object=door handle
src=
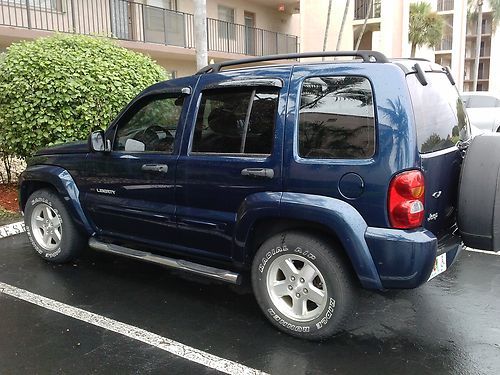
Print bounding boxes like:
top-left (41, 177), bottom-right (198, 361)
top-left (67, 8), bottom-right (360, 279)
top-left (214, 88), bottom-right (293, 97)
top-left (141, 164), bottom-right (169, 173)
top-left (241, 168), bottom-right (274, 179)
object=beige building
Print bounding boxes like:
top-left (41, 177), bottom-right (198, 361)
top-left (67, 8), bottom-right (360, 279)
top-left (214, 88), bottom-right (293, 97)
top-left (0, 0), bottom-right (300, 76)
top-left (0, 0), bottom-right (498, 91)
top-left (433, 0), bottom-right (500, 92)
top-left (298, 0), bottom-right (498, 93)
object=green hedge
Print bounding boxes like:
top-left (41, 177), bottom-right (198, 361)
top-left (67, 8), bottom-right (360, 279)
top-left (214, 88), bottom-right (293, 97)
top-left (0, 34), bottom-right (168, 158)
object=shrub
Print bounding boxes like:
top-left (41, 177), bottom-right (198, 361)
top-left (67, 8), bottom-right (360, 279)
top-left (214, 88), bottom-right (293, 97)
top-left (0, 34), bottom-right (168, 158)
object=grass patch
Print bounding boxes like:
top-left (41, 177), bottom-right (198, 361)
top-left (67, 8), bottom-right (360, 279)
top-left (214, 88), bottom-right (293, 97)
top-left (0, 207), bottom-right (22, 226)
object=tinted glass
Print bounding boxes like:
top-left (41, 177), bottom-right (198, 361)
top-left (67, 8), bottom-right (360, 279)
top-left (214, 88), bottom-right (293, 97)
top-left (114, 95), bottom-right (184, 153)
top-left (192, 88), bottom-right (278, 155)
top-left (298, 76), bottom-right (375, 159)
top-left (407, 73), bottom-right (470, 153)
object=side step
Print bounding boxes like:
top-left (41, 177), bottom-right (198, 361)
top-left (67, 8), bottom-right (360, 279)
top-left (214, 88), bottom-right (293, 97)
top-left (88, 238), bottom-right (241, 284)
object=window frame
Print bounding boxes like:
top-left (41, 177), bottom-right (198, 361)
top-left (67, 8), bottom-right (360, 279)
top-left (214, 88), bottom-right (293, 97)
top-left (111, 92), bottom-right (187, 155)
top-left (8, 0), bottom-right (63, 12)
top-left (217, 4), bottom-right (236, 40)
top-left (188, 86), bottom-right (279, 158)
top-left (294, 74), bottom-right (377, 162)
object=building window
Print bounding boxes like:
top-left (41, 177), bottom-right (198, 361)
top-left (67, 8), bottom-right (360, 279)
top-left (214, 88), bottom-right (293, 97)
top-left (145, 0), bottom-right (176, 10)
top-left (143, 0), bottom-right (185, 46)
top-left (9, 0), bottom-right (62, 11)
top-left (218, 5), bottom-right (236, 40)
top-left (298, 76), bottom-right (375, 159)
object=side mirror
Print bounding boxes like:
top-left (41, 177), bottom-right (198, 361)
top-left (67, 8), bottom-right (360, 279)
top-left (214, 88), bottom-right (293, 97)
top-left (89, 130), bottom-right (110, 152)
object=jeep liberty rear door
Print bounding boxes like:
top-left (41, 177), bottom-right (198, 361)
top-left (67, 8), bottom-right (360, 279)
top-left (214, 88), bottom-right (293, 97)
top-left (174, 68), bottom-right (289, 261)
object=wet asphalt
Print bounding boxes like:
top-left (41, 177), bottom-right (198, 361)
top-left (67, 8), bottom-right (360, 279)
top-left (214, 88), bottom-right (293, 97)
top-left (0, 233), bottom-right (499, 374)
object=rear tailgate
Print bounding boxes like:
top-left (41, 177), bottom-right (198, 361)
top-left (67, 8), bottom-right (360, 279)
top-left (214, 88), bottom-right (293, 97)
top-left (421, 150), bottom-right (462, 238)
top-left (406, 71), bottom-right (471, 239)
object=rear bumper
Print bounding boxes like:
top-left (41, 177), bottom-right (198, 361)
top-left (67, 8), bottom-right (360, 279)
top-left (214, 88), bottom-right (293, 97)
top-left (365, 227), bottom-right (461, 289)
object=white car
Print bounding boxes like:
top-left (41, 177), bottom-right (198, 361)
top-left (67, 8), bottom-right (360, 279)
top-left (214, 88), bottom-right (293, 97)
top-left (461, 92), bottom-right (500, 133)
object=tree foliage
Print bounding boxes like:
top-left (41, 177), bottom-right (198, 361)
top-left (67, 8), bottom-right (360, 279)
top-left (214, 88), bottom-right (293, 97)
top-left (468, 0), bottom-right (500, 31)
top-left (409, 2), bottom-right (444, 57)
top-left (0, 34), bottom-right (168, 158)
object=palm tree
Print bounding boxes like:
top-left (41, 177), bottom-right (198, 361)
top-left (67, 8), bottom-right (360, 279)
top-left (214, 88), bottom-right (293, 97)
top-left (322, 0), bottom-right (333, 61)
top-left (468, 0), bottom-right (500, 91)
top-left (354, 0), bottom-right (374, 51)
top-left (408, 2), bottom-right (444, 57)
top-left (336, 0), bottom-right (351, 51)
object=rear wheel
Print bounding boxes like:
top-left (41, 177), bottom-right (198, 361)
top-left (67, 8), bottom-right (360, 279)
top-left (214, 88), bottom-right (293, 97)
top-left (24, 189), bottom-right (86, 263)
top-left (251, 231), bottom-right (355, 340)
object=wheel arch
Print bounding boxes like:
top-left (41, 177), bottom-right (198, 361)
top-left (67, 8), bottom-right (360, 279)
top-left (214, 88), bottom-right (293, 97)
top-left (19, 165), bottom-right (94, 235)
top-left (234, 192), bottom-right (383, 290)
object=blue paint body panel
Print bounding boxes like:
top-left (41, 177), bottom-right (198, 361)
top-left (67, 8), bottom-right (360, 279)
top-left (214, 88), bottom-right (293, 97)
top-left (19, 164), bottom-right (94, 235)
top-left (19, 59), bottom-right (467, 290)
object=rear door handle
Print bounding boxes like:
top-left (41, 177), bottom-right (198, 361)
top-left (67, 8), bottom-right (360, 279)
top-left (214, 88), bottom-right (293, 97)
top-left (241, 168), bottom-right (274, 179)
top-left (141, 164), bottom-right (169, 173)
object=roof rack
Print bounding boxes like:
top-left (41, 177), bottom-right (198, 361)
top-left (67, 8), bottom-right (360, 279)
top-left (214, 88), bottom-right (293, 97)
top-left (391, 57), bottom-right (430, 62)
top-left (196, 50), bottom-right (389, 74)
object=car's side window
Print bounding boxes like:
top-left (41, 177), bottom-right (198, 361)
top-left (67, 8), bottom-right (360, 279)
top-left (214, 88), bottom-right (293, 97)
top-left (114, 94), bottom-right (185, 153)
top-left (298, 76), bottom-right (375, 159)
top-left (191, 87), bottom-right (278, 156)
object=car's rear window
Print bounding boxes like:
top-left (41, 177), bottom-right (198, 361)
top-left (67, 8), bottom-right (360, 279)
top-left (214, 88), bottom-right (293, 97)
top-left (407, 72), bottom-right (470, 153)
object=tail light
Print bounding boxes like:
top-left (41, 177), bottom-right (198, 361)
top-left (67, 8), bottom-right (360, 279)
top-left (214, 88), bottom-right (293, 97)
top-left (388, 170), bottom-right (425, 229)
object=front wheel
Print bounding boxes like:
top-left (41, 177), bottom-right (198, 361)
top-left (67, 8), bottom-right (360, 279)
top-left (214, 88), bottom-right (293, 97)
top-left (251, 232), bottom-right (355, 340)
top-left (24, 189), bottom-right (86, 263)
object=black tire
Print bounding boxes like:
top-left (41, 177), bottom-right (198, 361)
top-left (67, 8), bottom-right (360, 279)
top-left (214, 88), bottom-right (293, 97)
top-left (458, 134), bottom-right (500, 251)
top-left (251, 231), bottom-right (355, 340)
top-left (24, 189), bottom-right (86, 263)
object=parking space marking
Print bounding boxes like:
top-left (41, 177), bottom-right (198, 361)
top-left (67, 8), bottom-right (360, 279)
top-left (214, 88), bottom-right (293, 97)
top-left (0, 221), bottom-right (25, 239)
top-left (465, 248), bottom-right (500, 256)
top-left (0, 281), bottom-right (267, 375)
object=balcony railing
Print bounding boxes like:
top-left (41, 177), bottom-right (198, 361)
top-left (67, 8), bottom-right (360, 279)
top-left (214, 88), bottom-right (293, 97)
top-left (354, 0), bottom-right (381, 20)
top-left (437, 0), bottom-right (454, 12)
top-left (207, 18), bottom-right (298, 56)
top-left (0, 0), bottom-right (298, 56)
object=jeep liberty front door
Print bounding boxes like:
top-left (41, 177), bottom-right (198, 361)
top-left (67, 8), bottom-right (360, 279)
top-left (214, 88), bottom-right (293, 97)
top-left (83, 80), bottom-right (193, 247)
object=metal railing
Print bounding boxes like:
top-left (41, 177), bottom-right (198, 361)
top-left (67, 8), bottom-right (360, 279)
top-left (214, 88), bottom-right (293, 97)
top-left (354, 0), bottom-right (381, 20)
top-left (437, 0), bottom-right (454, 12)
top-left (207, 18), bottom-right (298, 56)
top-left (0, 0), bottom-right (298, 55)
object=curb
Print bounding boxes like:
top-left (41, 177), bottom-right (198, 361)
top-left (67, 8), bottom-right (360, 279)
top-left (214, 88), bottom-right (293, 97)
top-left (0, 221), bottom-right (26, 239)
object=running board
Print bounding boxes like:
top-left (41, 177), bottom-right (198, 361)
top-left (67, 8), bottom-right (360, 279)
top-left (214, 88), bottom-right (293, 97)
top-left (88, 238), bottom-right (241, 284)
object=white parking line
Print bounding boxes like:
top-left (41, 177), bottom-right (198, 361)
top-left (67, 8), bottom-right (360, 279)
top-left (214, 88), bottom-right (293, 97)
top-left (0, 221), bottom-right (25, 239)
top-left (0, 281), bottom-right (268, 375)
top-left (464, 247), bottom-right (500, 256)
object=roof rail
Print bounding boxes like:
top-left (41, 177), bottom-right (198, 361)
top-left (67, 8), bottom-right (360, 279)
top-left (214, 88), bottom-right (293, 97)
top-left (391, 57), bottom-right (430, 62)
top-left (196, 50), bottom-right (389, 74)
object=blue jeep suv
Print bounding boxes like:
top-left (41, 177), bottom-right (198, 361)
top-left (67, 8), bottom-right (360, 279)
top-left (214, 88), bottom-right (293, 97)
top-left (19, 51), bottom-right (500, 340)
